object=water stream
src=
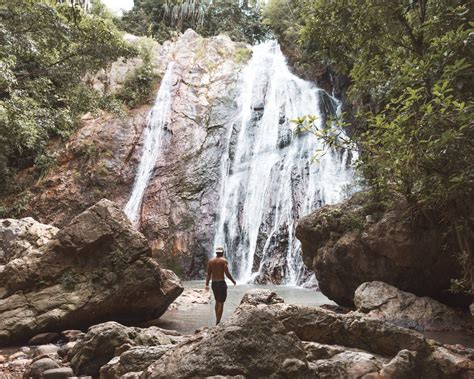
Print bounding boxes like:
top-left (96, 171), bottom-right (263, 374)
top-left (213, 41), bottom-right (354, 285)
top-left (124, 62), bottom-right (175, 225)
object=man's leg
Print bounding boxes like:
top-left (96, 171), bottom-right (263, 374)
top-left (216, 302), bottom-right (224, 325)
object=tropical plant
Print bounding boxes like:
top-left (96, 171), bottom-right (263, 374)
top-left (268, 0), bottom-right (473, 293)
top-left (0, 0), bottom-right (137, 194)
top-left (118, 0), bottom-right (269, 44)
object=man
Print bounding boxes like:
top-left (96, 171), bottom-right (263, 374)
top-left (205, 247), bottom-right (236, 325)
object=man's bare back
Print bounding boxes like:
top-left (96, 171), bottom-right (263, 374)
top-left (207, 257), bottom-right (229, 281)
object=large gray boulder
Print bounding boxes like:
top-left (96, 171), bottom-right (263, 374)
top-left (295, 193), bottom-right (466, 307)
top-left (354, 281), bottom-right (473, 332)
top-left (0, 200), bottom-right (183, 345)
top-left (142, 306), bottom-right (311, 378)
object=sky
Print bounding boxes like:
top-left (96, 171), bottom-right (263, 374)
top-left (102, 0), bottom-right (134, 15)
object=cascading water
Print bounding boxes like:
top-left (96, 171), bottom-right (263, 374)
top-left (213, 41), bottom-right (355, 285)
top-left (124, 62), bottom-right (175, 225)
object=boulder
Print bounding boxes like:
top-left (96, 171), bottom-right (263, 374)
top-left (61, 330), bottom-right (84, 342)
top-left (0, 200), bottom-right (183, 345)
top-left (142, 306), bottom-right (311, 378)
top-left (295, 193), bottom-right (466, 307)
top-left (100, 346), bottom-right (170, 379)
top-left (239, 288), bottom-right (284, 306)
top-left (32, 344), bottom-right (60, 358)
top-left (139, 291), bottom-right (474, 378)
top-left (69, 321), bottom-right (173, 377)
top-left (0, 218), bottom-right (58, 264)
top-left (354, 281), bottom-right (474, 331)
top-left (28, 332), bottom-right (62, 346)
top-left (167, 288), bottom-right (211, 311)
top-left (23, 357), bottom-right (60, 378)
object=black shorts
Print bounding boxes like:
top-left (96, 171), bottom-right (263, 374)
top-left (211, 280), bottom-right (228, 302)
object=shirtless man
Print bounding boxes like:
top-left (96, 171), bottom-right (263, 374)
top-left (205, 247), bottom-right (236, 325)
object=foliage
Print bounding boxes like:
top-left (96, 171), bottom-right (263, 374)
top-left (270, 0), bottom-right (474, 292)
top-left (116, 42), bottom-right (159, 107)
top-left (0, 0), bottom-right (137, 195)
top-left (196, 0), bottom-right (270, 44)
top-left (118, 0), bottom-right (269, 44)
top-left (234, 47), bottom-right (252, 63)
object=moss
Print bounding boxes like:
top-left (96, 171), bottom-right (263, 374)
top-left (234, 47), bottom-right (252, 64)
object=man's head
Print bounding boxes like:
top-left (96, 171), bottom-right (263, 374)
top-left (216, 247), bottom-right (224, 257)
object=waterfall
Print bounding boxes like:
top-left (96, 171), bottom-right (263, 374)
top-left (124, 62), bottom-right (175, 225)
top-left (213, 41), bottom-right (354, 285)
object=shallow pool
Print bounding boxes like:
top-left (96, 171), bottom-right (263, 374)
top-left (154, 280), bottom-right (474, 348)
top-left (155, 280), bottom-right (334, 333)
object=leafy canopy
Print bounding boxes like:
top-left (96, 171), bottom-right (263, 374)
top-left (0, 0), bottom-right (136, 193)
top-left (118, 0), bottom-right (270, 44)
top-left (266, 0), bottom-right (474, 291)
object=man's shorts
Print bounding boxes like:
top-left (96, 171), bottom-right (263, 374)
top-left (211, 280), bottom-right (228, 302)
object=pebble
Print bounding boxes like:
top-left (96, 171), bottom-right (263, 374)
top-left (9, 358), bottom-right (32, 366)
top-left (8, 351), bottom-right (27, 361)
top-left (0, 354), bottom-right (6, 363)
top-left (33, 344), bottom-right (60, 358)
top-left (42, 367), bottom-right (74, 379)
top-left (27, 357), bottom-right (60, 377)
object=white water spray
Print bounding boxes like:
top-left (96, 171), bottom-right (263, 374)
top-left (124, 63), bottom-right (175, 225)
top-left (213, 41), bottom-right (354, 285)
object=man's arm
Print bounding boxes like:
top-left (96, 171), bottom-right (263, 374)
top-left (224, 262), bottom-right (236, 285)
top-left (205, 261), bottom-right (212, 290)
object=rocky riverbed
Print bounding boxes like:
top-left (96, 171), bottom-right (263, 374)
top-left (1, 289), bottom-right (473, 378)
top-left (1, 199), bottom-right (473, 378)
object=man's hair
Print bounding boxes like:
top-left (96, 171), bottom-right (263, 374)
top-left (216, 247), bottom-right (224, 257)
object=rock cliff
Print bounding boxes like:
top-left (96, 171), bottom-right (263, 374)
top-left (0, 200), bottom-right (182, 345)
top-left (7, 30), bottom-right (248, 278)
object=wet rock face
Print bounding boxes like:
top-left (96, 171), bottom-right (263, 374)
top-left (12, 30), bottom-right (247, 280)
top-left (138, 30), bottom-right (246, 278)
top-left (0, 200), bottom-right (183, 345)
top-left (295, 193), bottom-right (466, 307)
top-left (354, 281), bottom-right (474, 332)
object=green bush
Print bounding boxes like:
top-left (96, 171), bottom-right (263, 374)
top-left (234, 48), bottom-right (252, 64)
top-left (116, 45), bottom-right (159, 108)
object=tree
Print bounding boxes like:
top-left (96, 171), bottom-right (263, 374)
top-left (0, 0), bottom-right (136, 193)
top-left (118, 0), bottom-right (269, 44)
top-left (266, 0), bottom-right (474, 293)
